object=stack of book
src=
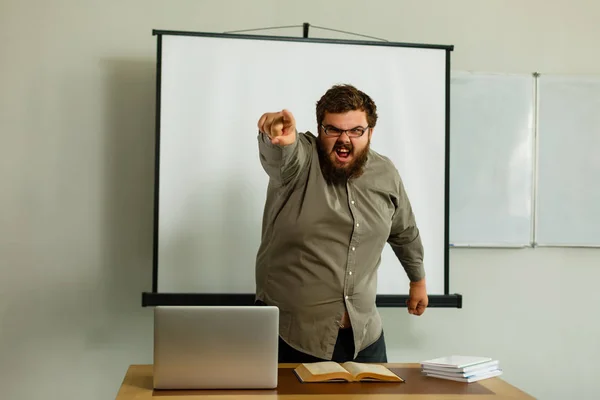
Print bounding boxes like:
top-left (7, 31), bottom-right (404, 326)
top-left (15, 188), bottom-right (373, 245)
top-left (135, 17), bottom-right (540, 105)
top-left (420, 355), bottom-right (502, 383)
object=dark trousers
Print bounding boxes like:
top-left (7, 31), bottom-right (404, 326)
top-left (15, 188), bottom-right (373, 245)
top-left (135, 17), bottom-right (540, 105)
top-left (255, 299), bottom-right (387, 363)
top-left (278, 328), bottom-right (388, 363)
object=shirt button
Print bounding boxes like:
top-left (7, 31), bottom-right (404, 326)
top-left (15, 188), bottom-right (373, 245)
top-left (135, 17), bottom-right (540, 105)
top-left (345, 295), bottom-right (349, 300)
top-left (356, 223), bottom-right (360, 227)
top-left (351, 200), bottom-right (355, 205)
top-left (349, 271), bottom-right (353, 275)
top-left (352, 247), bottom-right (355, 251)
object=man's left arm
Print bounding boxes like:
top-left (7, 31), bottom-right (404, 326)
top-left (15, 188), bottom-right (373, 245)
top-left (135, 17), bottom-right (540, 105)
top-left (387, 174), bottom-right (428, 316)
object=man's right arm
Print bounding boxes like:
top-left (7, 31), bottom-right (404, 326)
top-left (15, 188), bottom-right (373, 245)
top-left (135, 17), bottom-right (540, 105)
top-left (256, 109), bottom-right (309, 187)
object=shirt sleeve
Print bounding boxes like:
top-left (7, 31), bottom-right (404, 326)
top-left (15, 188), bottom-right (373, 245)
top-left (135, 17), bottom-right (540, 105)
top-left (387, 172), bottom-right (425, 282)
top-left (257, 131), bottom-right (309, 187)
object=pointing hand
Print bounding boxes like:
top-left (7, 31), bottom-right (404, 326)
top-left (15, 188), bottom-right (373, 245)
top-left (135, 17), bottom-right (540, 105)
top-left (257, 109), bottom-right (297, 146)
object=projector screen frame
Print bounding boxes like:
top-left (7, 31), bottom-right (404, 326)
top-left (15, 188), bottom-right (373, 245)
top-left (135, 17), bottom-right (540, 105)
top-left (142, 29), bottom-right (461, 309)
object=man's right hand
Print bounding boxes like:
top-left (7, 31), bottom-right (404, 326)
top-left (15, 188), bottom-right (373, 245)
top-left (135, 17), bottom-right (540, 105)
top-left (257, 109), bottom-right (297, 146)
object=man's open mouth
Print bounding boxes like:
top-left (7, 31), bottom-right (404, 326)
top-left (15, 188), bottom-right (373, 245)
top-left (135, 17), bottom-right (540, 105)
top-left (335, 147), bottom-right (351, 160)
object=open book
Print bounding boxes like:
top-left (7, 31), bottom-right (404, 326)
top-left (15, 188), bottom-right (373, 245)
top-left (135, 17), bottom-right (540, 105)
top-left (294, 361), bottom-right (404, 383)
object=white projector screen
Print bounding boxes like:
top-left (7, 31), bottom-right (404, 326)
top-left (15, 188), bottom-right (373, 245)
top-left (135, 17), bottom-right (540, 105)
top-left (153, 31), bottom-right (451, 298)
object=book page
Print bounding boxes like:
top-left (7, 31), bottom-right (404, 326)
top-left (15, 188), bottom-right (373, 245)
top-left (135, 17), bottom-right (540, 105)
top-left (342, 362), bottom-right (398, 378)
top-left (303, 361), bottom-right (349, 376)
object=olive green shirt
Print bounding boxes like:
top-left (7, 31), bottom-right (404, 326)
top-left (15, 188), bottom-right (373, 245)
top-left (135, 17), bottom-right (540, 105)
top-left (255, 131), bottom-right (424, 360)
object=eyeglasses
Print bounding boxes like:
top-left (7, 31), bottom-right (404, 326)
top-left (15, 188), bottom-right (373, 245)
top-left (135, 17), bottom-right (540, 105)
top-left (321, 124), bottom-right (370, 138)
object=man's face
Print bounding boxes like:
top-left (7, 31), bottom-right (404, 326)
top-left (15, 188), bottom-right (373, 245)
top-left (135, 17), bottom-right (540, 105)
top-left (317, 110), bottom-right (372, 184)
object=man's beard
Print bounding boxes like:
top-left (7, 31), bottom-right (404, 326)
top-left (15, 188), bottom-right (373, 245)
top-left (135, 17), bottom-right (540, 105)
top-left (317, 138), bottom-right (370, 185)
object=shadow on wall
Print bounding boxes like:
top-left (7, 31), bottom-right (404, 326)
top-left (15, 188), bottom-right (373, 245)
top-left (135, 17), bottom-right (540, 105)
top-left (99, 56), bottom-right (266, 303)
top-left (99, 57), bottom-right (155, 328)
top-left (0, 57), bottom-right (158, 399)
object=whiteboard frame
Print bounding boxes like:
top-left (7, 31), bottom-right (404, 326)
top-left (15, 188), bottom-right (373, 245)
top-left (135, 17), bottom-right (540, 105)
top-left (533, 73), bottom-right (600, 248)
top-left (448, 71), bottom-right (537, 248)
top-left (530, 72), bottom-right (540, 248)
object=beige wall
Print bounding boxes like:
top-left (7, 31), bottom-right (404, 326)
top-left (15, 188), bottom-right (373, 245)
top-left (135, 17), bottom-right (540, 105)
top-left (1, 1), bottom-right (598, 399)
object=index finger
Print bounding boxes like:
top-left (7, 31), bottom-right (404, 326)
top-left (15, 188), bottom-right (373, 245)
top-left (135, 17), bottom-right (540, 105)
top-left (281, 109), bottom-right (295, 126)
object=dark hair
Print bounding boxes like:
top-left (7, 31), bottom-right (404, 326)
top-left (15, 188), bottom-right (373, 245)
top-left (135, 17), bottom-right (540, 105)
top-left (316, 84), bottom-right (378, 128)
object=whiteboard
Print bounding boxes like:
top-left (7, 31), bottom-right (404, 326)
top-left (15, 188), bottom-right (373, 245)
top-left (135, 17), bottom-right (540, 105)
top-left (535, 75), bottom-right (600, 246)
top-left (155, 32), bottom-right (450, 295)
top-left (449, 72), bottom-right (535, 247)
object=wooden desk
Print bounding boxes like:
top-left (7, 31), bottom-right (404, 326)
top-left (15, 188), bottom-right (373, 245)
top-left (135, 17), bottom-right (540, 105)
top-left (115, 364), bottom-right (534, 399)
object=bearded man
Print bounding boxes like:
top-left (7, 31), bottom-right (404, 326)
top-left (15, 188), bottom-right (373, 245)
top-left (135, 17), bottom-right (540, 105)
top-left (254, 84), bottom-right (428, 363)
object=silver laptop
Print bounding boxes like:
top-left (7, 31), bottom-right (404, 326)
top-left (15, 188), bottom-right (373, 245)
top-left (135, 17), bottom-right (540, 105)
top-left (153, 305), bottom-right (279, 390)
